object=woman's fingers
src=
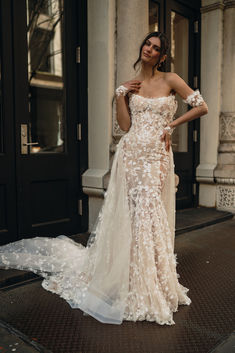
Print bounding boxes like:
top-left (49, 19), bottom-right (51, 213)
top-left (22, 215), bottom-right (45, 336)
top-left (122, 80), bottom-right (142, 93)
top-left (131, 83), bottom-right (141, 89)
top-left (165, 135), bottom-right (171, 152)
top-left (124, 80), bottom-right (142, 87)
top-left (161, 133), bottom-right (171, 151)
top-left (131, 80), bottom-right (142, 84)
top-left (160, 131), bottom-right (166, 141)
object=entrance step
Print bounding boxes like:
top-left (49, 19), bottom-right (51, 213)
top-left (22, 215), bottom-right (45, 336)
top-left (176, 207), bottom-right (233, 235)
top-left (208, 332), bottom-right (235, 353)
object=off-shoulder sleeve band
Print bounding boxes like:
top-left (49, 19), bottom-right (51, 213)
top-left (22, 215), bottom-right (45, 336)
top-left (183, 89), bottom-right (205, 107)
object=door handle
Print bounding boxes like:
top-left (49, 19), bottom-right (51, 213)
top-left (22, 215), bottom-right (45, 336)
top-left (23, 142), bottom-right (39, 146)
top-left (21, 124), bottom-right (39, 154)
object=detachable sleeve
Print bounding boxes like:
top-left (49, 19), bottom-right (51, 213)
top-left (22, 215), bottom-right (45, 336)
top-left (183, 89), bottom-right (205, 107)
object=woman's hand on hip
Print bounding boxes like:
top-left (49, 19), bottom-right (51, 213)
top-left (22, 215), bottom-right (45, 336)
top-left (160, 131), bottom-right (171, 152)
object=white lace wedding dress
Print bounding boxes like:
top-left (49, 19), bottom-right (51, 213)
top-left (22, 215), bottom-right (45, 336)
top-left (0, 89), bottom-right (205, 325)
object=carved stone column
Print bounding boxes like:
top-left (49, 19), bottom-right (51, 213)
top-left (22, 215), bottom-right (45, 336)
top-left (82, 0), bottom-right (116, 229)
top-left (214, 0), bottom-right (235, 212)
top-left (112, 0), bottom-right (148, 141)
top-left (196, 0), bottom-right (223, 207)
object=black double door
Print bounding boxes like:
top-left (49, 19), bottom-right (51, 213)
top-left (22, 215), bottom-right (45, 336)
top-left (0, 0), bottom-right (88, 245)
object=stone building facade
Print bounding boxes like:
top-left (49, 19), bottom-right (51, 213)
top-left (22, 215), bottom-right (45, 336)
top-left (82, 0), bottom-right (235, 230)
top-left (197, 0), bottom-right (235, 213)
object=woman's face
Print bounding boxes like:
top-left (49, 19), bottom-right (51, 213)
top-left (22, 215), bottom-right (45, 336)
top-left (141, 36), bottom-right (163, 66)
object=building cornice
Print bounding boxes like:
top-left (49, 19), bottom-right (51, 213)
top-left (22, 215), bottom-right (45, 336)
top-left (201, 2), bottom-right (224, 14)
top-left (224, 0), bottom-right (235, 9)
top-left (201, 0), bottom-right (235, 13)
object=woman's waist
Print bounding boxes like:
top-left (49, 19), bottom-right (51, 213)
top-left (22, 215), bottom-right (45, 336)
top-left (124, 128), bottom-right (163, 142)
top-left (121, 134), bottom-right (167, 154)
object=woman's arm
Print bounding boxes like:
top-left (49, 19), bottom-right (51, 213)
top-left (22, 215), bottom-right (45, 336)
top-left (161, 73), bottom-right (208, 152)
top-left (116, 95), bottom-right (131, 132)
top-left (167, 73), bottom-right (208, 129)
top-left (116, 80), bottom-right (142, 131)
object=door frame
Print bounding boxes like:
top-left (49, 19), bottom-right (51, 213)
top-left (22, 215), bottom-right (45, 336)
top-left (0, 0), bottom-right (18, 244)
top-left (165, 0), bottom-right (201, 209)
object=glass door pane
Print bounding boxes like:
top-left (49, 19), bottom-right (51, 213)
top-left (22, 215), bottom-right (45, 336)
top-left (27, 0), bottom-right (65, 153)
top-left (149, 1), bottom-right (159, 32)
top-left (171, 11), bottom-right (189, 152)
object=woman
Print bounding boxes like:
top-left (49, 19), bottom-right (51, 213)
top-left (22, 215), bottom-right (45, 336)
top-left (0, 32), bottom-right (208, 325)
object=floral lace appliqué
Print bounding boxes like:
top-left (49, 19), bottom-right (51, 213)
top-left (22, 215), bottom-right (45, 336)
top-left (183, 89), bottom-right (204, 107)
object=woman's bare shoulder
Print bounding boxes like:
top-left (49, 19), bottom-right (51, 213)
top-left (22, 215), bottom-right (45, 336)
top-left (164, 72), bottom-right (182, 82)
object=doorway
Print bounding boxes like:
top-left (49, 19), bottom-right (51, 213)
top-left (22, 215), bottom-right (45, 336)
top-left (0, 0), bottom-right (88, 245)
top-left (149, 0), bottom-right (201, 209)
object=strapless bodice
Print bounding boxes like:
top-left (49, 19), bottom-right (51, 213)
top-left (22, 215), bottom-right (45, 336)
top-left (124, 93), bottom-right (178, 144)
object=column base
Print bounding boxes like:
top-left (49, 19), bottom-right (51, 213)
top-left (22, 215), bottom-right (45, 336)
top-left (216, 184), bottom-right (235, 213)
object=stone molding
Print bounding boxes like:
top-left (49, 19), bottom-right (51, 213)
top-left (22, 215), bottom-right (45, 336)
top-left (196, 163), bottom-right (217, 184)
top-left (224, 0), bottom-right (235, 8)
top-left (82, 168), bottom-right (109, 191)
top-left (83, 187), bottom-right (105, 198)
top-left (201, 2), bottom-right (224, 13)
top-left (219, 112), bottom-right (235, 142)
top-left (201, 0), bottom-right (235, 13)
top-left (215, 177), bottom-right (235, 184)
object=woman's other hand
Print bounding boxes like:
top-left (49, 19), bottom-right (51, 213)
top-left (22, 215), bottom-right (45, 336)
top-left (122, 80), bottom-right (142, 94)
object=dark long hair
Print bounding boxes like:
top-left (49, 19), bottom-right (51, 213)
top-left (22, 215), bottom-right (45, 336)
top-left (133, 32), bottom-right (169, 75)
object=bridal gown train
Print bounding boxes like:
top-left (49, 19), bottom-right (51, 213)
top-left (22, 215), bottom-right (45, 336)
top-left (0, 89), bottom-right (205, 325)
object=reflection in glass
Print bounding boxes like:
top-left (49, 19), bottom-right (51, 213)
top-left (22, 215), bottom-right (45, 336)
top-left (149, 1), bottom-right (159, 32)
top-left (171, 11), bottom-right (189, 153)
top-left (27, 0), bottom-right (65, 153)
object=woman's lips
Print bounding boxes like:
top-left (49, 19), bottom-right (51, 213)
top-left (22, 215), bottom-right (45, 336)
top-left (143, 52), bottom-right (151, 57)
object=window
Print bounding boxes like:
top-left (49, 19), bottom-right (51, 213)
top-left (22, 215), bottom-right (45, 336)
top-left (27, 0), bottom-right (65, 153)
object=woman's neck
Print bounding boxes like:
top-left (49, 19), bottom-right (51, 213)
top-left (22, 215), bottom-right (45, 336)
top-left (138, 62), bottom-right (161, 81)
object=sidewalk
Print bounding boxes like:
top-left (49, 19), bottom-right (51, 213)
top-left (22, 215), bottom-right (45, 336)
top-left (0, 215), bottom-right (234, 353)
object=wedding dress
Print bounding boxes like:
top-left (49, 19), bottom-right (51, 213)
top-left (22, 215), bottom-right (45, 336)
top-left (0, 89), bottom-right (205, 325)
